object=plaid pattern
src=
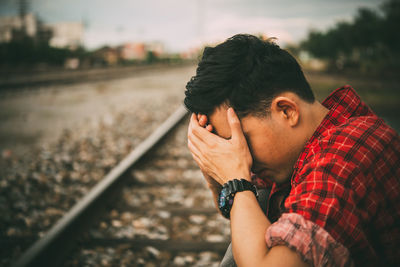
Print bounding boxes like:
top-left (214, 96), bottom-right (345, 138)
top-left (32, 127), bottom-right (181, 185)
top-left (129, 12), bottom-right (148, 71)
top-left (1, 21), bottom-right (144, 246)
top-left (266, 213), bottom-right (353, 267)
top-left (263, 86), bottom-right (400, 266)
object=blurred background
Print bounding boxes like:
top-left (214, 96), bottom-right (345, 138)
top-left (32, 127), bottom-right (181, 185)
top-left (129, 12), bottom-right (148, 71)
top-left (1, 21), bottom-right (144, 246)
top-left (0, 0), bottom-right (399, 156)
top-left (0, 0), bottom-right (399, 266)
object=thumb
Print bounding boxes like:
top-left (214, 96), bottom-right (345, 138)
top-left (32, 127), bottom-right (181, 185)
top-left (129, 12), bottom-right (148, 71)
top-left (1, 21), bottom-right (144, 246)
top-left (227, 107), bottom-right (245, 141)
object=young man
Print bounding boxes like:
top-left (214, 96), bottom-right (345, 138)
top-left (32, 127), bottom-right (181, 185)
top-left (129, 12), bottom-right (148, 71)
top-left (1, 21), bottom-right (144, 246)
top-left (185, 34), bottom-right (400, 266)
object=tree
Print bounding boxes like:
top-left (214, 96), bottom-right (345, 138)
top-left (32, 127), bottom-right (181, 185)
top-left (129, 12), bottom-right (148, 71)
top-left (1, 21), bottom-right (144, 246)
top-left (300, 0), bottom-right (400, 73)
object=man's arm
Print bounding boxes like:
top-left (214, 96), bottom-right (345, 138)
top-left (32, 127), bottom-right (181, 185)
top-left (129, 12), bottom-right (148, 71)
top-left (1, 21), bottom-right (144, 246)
top-left (231, 191), bottom-right (309, 267)
top-left (188, 109), bottom-right (309, 266)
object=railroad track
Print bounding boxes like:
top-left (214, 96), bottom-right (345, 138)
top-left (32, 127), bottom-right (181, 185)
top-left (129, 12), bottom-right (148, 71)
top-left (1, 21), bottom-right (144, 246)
top-left (10, 106), bottom-right (230, 267)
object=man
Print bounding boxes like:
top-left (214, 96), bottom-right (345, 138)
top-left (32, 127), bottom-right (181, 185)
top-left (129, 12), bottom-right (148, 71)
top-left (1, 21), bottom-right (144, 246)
top-left (185, 34), bottom-right (400, 266)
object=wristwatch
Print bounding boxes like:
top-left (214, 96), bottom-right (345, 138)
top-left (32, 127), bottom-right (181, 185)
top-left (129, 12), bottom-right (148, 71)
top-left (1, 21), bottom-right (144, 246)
top-left (218, 178), bottom-right (258, 219)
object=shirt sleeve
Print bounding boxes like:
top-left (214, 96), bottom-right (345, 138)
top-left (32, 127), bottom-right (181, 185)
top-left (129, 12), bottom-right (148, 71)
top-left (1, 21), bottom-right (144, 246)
top-left (286, 144), bottom-right (378, 262)
top-left (265, 213), bottom-right (354, 267)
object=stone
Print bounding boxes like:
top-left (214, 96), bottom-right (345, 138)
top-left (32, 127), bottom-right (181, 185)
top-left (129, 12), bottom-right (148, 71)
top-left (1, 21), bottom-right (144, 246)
top-left (111, 220), bottom-right (122, 227)
top-left (145, 246), bottom-right (160, 259)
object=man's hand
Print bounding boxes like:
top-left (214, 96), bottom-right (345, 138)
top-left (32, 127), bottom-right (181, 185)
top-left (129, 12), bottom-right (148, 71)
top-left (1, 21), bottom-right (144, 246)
top-left (188, 108), bottom-right (253, 185)
top-left (194, 114), bottom-right (223, 211)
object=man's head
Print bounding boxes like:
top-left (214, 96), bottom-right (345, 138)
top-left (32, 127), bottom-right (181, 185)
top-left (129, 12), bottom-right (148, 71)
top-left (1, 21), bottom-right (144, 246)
top-left (184, 34), bottom-right (315, 118)
top-left (185, 34), bottom-right (326, 183)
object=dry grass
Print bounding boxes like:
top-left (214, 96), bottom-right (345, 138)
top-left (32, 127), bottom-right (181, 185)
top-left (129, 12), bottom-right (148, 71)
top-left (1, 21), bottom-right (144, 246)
top-left (305, 71), bottom-right (400, 131)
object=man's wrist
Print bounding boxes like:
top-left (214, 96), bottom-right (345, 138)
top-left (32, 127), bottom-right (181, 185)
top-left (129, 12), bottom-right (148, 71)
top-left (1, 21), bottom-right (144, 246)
top-left (234, 190), bottom-right (257, 200)
top-left (224, 172), bottom-right (252, 184)
top-left (218, 178), bottom-right (258, 219)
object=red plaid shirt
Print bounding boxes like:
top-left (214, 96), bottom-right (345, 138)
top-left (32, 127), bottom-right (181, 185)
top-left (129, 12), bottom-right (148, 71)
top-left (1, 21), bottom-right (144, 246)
top-left (258, 86), bottom-right (400, 266)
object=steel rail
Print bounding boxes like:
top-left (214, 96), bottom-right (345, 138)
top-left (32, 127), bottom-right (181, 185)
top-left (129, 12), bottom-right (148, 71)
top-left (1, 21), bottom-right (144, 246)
top-left (11, 105), bottom-right (189, 267)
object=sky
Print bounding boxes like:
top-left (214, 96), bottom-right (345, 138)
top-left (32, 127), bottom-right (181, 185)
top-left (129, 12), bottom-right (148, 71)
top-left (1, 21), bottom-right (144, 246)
top-left (0, 0), bottom-right (385, 52)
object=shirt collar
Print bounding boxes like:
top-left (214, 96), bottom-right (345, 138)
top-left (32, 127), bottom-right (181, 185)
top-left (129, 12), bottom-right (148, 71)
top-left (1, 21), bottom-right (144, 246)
top-left (290, 85), bottom-right (373, 187)
top-left (316, 85), bottom-right (372, 139)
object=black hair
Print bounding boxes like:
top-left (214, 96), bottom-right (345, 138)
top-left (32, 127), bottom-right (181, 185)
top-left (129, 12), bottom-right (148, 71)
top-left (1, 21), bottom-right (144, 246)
top-left (184, 34), bottom-right (314, 117)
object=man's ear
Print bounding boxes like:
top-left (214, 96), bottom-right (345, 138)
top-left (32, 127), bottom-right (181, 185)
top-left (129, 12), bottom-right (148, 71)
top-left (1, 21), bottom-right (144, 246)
top-left (271, 96), bottom-right (299, 127)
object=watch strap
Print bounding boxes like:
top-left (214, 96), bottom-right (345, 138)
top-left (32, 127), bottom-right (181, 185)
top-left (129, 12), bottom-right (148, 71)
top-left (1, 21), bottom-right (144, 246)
top-left (225, 179), bottom-right (257, 195)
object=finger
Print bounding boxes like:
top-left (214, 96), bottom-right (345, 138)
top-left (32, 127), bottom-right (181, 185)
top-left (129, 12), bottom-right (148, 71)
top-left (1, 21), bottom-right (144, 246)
top-left (191, 112), bottom-right (201, 125)
top-left (188, 128), bottom-right (206, 154)
top-left (227, 108), bottom-right (245, 142)
top-left (190, 148), bottom-right (203, 167)
top-left (188, 139), bottom-right (204, 166)
top-left (191, 113), bottom-right (198, 124)
top-left (206, 124), bottom-right (213, 132)
top-left (190, 112), bottom-right (219, 143)
top-left (190, 113), bottom-right (201, 129)
top-left (188, 113), bottom-right (198, 134)
top-left (199, 114), bottom-right (208, 127)
top-left (189, 113), bottom-right (198, 125)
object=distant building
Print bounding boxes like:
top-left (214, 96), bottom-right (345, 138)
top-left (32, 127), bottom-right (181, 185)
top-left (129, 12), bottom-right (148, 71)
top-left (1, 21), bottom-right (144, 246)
top-left (0, 13), bottom-right (37, 42)
top-left (92, 46), bottom-right (119, 66)
top-left (0, 13), bottom-right (83, 50)
top-left (119, 43), bottom-right (146, 61)
top-left (47, 22), bottom-right (84, 50)
top-left (146, 41), bottom-right (164, 57)
top-left (118, 41), bottom-right (165, 61)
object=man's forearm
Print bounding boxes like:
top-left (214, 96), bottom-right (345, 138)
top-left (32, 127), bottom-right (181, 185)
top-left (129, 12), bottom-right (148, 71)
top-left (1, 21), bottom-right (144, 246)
top-left (230, 191), bottom-right (271, 266)
top-left (230, 191), bottom-right (309, 267)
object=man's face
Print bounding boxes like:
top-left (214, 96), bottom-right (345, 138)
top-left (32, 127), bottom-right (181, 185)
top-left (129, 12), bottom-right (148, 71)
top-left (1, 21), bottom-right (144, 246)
top-left (208, 105), bottom-right (300, 183)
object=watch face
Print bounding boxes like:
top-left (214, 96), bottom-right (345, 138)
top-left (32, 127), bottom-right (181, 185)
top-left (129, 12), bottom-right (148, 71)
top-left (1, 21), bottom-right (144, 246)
top-left (219, 187), bottom-right (228, 208)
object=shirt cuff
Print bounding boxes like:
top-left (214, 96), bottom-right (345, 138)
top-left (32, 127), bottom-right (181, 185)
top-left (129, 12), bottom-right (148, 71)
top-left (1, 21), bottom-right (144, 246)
top-left (265, 213), bottom-right (354, 267)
